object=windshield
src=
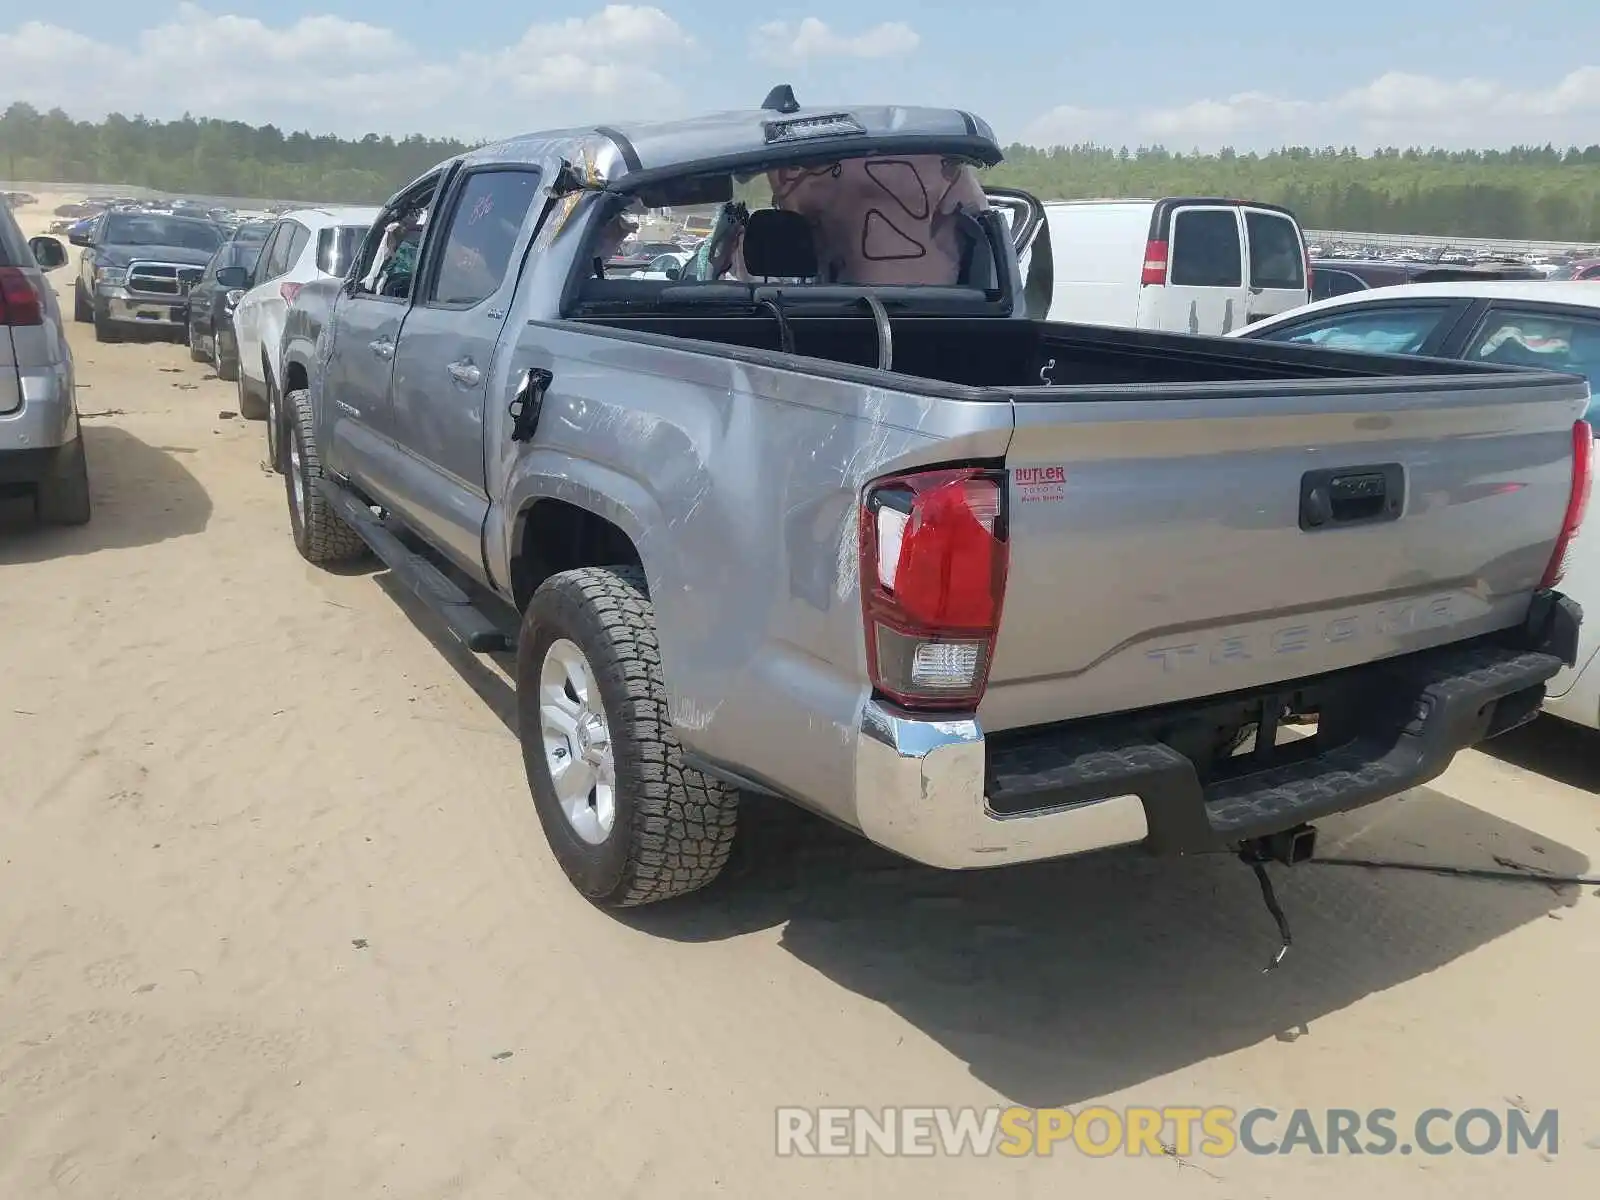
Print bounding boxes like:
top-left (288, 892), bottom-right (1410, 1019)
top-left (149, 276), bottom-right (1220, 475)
top-left (102, 213), bottom-right (223, 252)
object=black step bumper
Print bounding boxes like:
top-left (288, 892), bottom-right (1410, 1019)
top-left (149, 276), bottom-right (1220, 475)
top-left (981, 591), bottom-right (1581, 855)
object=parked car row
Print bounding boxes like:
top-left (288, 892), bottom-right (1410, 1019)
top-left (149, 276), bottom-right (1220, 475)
top-left (1308, 257), bottom-right (1548, 300)
top-left (69, 210), bottom-right (226, 342)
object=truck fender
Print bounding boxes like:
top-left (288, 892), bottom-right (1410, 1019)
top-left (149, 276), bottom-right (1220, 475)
top-left (496, 450), bottom-right (666, 599)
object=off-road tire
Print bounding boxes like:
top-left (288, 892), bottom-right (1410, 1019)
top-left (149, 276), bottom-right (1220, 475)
top-left (73, 282), bottom-right (92, 323)
top-left (284, 388), bottom-right (366, 565)
top-left (34, 437), bottom-right (92, 526)
top-left (518, 566), bottom-right (741, 907)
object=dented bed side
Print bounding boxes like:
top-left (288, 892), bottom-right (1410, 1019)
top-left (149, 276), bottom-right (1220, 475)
top-left (488, 317), bottom-right (1018, 822)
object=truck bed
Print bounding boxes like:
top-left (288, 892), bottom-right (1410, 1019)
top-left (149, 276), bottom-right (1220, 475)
top-left (573, 312), bottom-right (1498, 391)
top-left (550, 314), bottom-right (1587, 735)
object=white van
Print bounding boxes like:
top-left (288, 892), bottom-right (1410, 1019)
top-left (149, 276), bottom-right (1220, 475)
top-left (1013, 197), bottom-right (1311, 335)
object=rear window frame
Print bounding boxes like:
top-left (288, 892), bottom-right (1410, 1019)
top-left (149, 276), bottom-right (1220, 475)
top-left (1168, 207), bottom-right (1244, 289)
top-left (1244, 210), bottom-right (1306, 291)
top-left (0, 200), bottom-right (31, 267)
top-left (317, 224), bottom-right (369, 277)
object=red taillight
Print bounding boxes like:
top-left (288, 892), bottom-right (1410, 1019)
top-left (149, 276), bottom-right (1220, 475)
top-left (0, 266), bottom-right (44, 326)
top-left (859, 468), bottom-right (1009, 711)
top-left (1140, 240), bottom-right (1168, 287)
top-left (280, 281), bottom-right (303, 306)
top-left (1540, 419), bottom-right (1593, 589)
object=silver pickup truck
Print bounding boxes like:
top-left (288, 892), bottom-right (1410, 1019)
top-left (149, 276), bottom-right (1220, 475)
top-left (277, 90), bottom-right (1588, 922)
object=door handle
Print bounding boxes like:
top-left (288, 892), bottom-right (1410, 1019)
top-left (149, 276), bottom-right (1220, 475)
top-left (447, 360), bottom-right (481, 387)
top-left (369, 338), bottom-right (394, 360)
top-left (1299, 464), bottom-right (1404, 531)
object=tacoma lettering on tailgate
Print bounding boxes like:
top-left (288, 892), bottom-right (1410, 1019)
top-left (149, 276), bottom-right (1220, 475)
top-left (1144, 594), bottom-right (1458, 673)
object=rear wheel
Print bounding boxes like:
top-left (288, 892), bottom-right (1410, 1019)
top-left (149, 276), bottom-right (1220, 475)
top-left (34, 438), bottom-right (92, 526)
top-left (283, 388), bottom-right (366, 565)
top-left (517, 566), bottom-right (741, 907)
top-left (212, 326), bottom-right (239, 382)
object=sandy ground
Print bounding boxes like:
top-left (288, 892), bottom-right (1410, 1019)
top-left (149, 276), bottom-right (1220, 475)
top-left (3, 193), bottom-right (1599, 1199)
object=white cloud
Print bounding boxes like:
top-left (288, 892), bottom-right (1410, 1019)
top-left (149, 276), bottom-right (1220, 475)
top-left (750, 17), bottom-right (919, 62)
top-left (1022, 66), bottom-right (1600, 150)
top-left (0, 4), bottom-right (694, 139)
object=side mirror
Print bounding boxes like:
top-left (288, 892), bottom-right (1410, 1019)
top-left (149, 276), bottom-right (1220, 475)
top-left (664, 265), bottom-right (682, 281)
top-left (28, 236), bottom-right (68, 271)
top-left (216, 265), bottom-right (250, 289)
top-left (68, 231), bottom-right (91, 248)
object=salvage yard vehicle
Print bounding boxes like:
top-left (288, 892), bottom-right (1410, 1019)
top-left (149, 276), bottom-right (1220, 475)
top-left (223, 205), bottom-right (380, 466)
top-left (278, 89), bottom-right (1588, 931)
top-left (1014, 197), bottom-right (1312, 334)
top-left (70, 211), bottom-right (224, 343)
top-left (0, 220), bottom-right (89, 525)
top-left (185, 237), bottom-right (264, 381)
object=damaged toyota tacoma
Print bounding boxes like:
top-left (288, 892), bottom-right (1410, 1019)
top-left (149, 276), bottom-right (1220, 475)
top-left (278, 88), bottom-right (1589, 926)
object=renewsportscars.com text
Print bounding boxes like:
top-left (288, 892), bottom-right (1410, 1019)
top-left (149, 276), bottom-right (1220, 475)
top-left (775, 1105), bottom-right (1560, 1158)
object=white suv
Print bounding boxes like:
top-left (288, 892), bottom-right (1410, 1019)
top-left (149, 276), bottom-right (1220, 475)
top-left (231, 206), bottom-right (379, 438)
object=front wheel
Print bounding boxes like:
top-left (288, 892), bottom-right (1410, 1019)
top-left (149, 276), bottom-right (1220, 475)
top-left (73, 282), bottom-right (92, 323)
top-left (517, 566), bottom-right (741, 907)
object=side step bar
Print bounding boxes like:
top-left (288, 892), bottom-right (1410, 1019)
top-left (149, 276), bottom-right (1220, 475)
top-left (317, 478), bottom-right (510, 653)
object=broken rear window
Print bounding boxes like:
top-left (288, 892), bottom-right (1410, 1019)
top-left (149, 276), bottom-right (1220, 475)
top-left (592, 154), bottom-right (994, 289)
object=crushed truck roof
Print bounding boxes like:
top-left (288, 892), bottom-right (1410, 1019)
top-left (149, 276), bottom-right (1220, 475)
top-left (459, 90), bottom-right (1003, 188)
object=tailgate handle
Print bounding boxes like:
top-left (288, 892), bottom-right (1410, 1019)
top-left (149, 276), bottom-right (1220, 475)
top-left (1300, 464), bottom-right (1404, 531)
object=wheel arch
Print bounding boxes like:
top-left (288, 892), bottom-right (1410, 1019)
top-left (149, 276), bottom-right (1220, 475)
top-left (282, 353), bottom-right (312, 396)
top-left (509, 495), bottom-right (644, 613)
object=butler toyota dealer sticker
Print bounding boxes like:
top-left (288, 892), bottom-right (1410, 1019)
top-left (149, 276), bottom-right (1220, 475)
top-left (1015, 465), bottom-right (1066, 502)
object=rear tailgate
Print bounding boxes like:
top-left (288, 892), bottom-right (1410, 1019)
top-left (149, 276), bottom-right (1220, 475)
top-left (982, 371), bottom-right (1589, 731)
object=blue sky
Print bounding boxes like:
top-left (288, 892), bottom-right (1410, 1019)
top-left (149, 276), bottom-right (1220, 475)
top-left (4, 1), bottom-right (1599, 150)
